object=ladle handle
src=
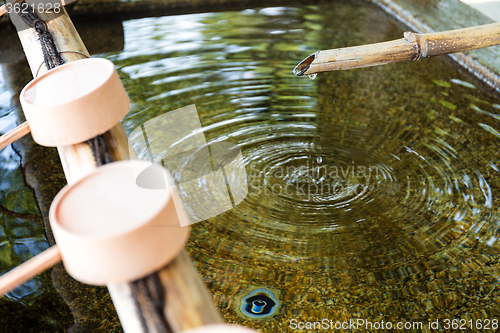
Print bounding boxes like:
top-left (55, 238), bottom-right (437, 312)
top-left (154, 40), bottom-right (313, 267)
top-left (0, 0), bottom-right (21, 18)
top-left (0, 245), bottom-right (61, 296)
top-left (0, 122), bottom-right (31, 150)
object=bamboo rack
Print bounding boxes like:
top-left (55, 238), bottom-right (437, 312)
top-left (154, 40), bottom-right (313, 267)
top-left (7, 5), bottom-right (223, 332)
top-left (294, 22), bottom-right (500, 75)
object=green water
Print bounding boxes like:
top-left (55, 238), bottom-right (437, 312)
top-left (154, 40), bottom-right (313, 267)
top-left (2, 1), bottom-right (500, 332)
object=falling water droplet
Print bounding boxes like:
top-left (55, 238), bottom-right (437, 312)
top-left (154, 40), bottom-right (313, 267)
top-left (317, 156), bottom-right (322, 164)
top-left (308, 73), bottom-right (317, 80)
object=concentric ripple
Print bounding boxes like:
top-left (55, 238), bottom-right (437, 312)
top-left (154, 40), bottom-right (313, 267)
top-left (114, 2), bottom-right (500, 331)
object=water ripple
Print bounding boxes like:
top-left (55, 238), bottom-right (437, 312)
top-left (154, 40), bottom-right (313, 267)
top-left (115, 2), bottom-right (500, 328)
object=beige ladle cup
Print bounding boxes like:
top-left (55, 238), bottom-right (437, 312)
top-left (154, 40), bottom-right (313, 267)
top-left (0, 57), bottom-right (130, 150)
top-left (0, 160), bottom-right (189, 293)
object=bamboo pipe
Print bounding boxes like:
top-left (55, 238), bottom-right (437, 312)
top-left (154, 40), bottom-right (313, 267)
top-left (294, 22), bottom-right (500, 75)
top-left (8, 5), bottom-right (223, 333)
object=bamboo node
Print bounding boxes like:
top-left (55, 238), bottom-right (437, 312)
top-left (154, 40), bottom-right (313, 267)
top-left (419, 34), bottom-right (429, 60)
top-left (403, 31), bottom-right (427, 61)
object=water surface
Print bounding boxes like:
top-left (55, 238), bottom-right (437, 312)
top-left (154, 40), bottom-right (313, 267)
top-left (2, 1), bottom-right (500, 332)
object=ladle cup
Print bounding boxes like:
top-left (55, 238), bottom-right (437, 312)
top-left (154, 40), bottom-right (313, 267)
top-left (0, 160), bottom-right (189, 293)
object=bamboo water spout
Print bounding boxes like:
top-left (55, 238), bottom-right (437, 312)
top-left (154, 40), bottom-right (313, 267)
top-left (294, 22), bottom-right (500, 76)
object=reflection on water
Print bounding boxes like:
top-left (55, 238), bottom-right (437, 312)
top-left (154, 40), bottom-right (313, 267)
top-left (0, 64), bottom-right (50, 302)
top-left (119, 3), bottom-right (500, 331)
top-left (2, 1), bottom-right (500, 331)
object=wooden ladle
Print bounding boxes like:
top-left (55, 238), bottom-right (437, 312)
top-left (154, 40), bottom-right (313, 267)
top-left (0, 160), bottom-right (189, 295)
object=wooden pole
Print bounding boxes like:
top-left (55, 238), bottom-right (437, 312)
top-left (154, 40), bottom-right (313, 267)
top-left (294, 22), bottom-right (500, 75)
top-left (8, 5), bottom-right (223, 332)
